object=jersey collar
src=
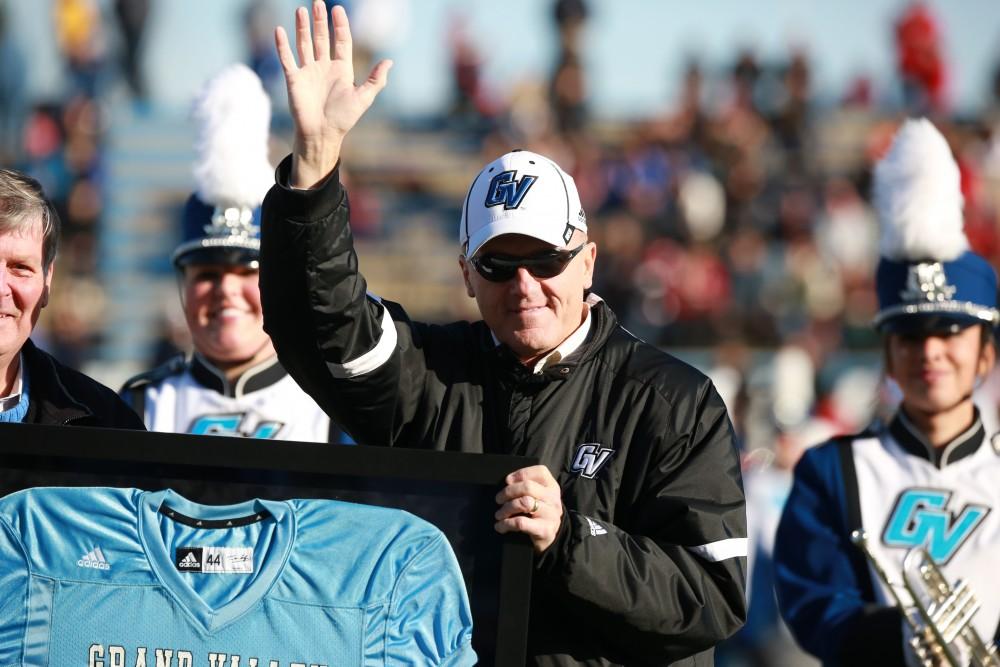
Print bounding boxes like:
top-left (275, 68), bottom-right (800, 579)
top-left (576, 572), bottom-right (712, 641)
top-left (138, 489), bottom-right (294, 633)
top-left (190, 352), bottom-right (287, 398)
top-left (889, 408), bottom-right (985, 468)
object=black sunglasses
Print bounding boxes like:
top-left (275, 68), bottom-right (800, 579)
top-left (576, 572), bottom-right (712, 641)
top-left (469, 242), bottom-right (587, 283)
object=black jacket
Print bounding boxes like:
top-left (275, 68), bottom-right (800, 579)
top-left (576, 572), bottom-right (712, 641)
top-left (260, 158), bottom-right (747, 666)
top-left (20, 338), bottom-right (145, 429)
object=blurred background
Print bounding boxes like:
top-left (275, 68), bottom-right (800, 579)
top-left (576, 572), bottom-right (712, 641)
top-left (3, 0), bottom-right (1000, 664)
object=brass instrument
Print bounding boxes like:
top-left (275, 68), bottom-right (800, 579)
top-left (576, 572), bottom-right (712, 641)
top-left (851, 530), bottom-right (1000, 666)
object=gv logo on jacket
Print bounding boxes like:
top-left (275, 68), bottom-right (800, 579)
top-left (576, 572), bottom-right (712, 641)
top-left (571, 444), bottom-right (615, 479)
top-left (882, 488), bottom-right (989, 563)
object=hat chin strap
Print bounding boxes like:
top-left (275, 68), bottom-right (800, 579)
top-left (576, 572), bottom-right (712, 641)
top-left (206, 338), bottom-right (277, 379)
top-left (900, 343), bottom-right (993, 422)
top-left (202, 337), bottom-right (276, 383)
top-left (902, 389), bottom-right (975, 433)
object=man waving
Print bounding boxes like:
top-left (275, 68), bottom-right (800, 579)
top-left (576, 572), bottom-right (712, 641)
top-left (259, 4), bottom-right (747, 665)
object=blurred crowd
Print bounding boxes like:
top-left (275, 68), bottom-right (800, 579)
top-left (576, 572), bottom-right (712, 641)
top-left (4, 1), bottom-right (1000, 663)
top-left (0, 0), bottom-right (150, 369)
top-left (443, 0), bottom-right (1000, 416)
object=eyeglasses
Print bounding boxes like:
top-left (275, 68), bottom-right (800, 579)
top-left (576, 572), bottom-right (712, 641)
top-left (468, 242), bottom-right (587, 283)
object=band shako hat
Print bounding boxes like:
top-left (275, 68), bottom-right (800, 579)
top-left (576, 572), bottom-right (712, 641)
top-left (172, 64), bottom-right (273, 269)
top-left (873, 118), bottom-right (999, 334)
top-left (460, 149), bottom-right (586, 258)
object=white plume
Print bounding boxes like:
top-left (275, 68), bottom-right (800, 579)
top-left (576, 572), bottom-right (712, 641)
top-left (192, 64), bottom-right (273, 208)
top-left (874, 118), bottom-right (966, 261)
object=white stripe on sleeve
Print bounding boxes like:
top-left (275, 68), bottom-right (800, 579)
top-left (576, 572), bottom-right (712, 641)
top-left (685, 537), bottom-right (748, 562)
top-left (328, 299), bottom-right (398, 379)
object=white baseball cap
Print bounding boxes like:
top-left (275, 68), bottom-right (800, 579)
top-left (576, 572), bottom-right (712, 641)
top-left (459, 150), bottom-right (586, 258)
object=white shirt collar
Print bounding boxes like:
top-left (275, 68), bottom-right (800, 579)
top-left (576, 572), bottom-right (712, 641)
top-left (531, 307), bottom-right (592, 374)
top-left (0, 353), bottom-right (24, 412)
top-left (491, 296), bottom-right (598, 374)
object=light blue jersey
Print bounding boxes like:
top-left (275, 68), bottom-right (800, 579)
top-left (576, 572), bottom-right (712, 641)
top-left (0, 487), bottom-right (476, 666)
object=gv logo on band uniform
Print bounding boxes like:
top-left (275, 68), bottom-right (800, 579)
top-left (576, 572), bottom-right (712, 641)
top-left (882, 488), bottom-right (990, 563)
top-left (485, 170), bottom-right (537, 210)
top-left (188, 412), bottom-right (284, 439)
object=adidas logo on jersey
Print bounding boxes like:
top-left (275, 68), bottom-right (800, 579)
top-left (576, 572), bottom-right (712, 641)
top-left (77, 547), bottom-right (111, 570)
top-left (178, 551), bottom-right (201, 569)
top-left (586, 517), bottom-right (607, 537)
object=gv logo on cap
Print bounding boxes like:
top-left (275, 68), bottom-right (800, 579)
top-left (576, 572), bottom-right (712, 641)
top-left (485, 170), bottom-right (537, 210)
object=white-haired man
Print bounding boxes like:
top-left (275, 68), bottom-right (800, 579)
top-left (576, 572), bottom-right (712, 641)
top-left (259, 4), bottom-right (747, 665)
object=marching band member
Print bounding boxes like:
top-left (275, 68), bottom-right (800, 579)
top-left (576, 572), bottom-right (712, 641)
top-left (122, 64), bottom-right (348, 443)
top-left (774, 118), bottom-right (1000, 666)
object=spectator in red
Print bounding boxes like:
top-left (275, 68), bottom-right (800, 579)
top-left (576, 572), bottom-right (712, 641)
top-left (895, 1), bottom-right (947, 114)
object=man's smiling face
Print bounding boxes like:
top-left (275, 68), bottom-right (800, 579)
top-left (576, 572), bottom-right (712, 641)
top-left (0, 220), bottom-right (52, 369)
top-left (459, 231), bottom-right (595, 366)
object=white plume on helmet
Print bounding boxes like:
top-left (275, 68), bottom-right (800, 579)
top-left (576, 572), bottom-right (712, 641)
top-left (874, 118), bottom-right (966, 262)
top-left (191, 64), bottom-right (273, 209)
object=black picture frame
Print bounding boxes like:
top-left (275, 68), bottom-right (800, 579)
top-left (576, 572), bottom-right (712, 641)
top-left (0, 423), bottom-right (535, 666)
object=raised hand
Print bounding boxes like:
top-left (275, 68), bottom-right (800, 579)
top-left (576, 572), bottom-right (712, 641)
top-left (275, 2), bottom-right (392, 188)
